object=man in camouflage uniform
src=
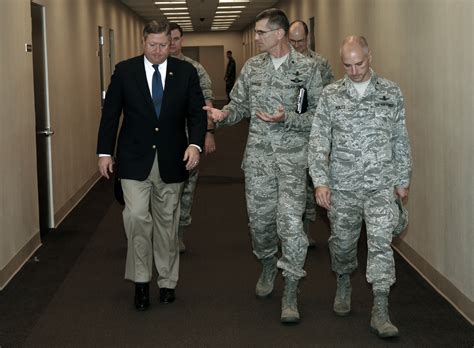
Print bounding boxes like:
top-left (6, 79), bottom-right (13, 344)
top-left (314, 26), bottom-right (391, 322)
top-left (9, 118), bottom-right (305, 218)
top-left (169, 23), bottom-right (216, 253)
top-left (289, 20), bottom-right (334, 248)
top-left (308, 36), bottom-right (412, 338)
top-left (289, 20), bottom-right (333, 86)
top-left (205, 9), bottom-right (322, 324)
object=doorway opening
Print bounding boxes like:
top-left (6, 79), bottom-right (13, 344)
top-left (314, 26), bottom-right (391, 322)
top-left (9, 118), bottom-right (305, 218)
top-left (31, 1), bottom-right (55, 236)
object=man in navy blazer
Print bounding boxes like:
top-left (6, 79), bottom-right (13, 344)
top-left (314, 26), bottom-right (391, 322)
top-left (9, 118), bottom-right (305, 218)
top-left (97, 20), bottom-right (207, 310)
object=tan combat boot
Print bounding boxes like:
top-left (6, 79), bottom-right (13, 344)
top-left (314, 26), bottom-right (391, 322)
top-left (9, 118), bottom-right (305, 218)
top-left (370, 291), bottom-right (399, 338)
top-left (281, 278), bottom-right (300, 324)
top-left (333, 273), bottom-right (351, 316)
top-left (255, 256), bottom-right (277, 298)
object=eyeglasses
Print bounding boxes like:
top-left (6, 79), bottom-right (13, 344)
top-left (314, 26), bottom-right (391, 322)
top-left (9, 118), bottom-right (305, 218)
top-left (254, 28), bottom-right (280, 36)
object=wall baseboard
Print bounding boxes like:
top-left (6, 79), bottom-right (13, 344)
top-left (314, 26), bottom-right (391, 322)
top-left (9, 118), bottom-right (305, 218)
top-left (393, 238), bottom-right (473, 325)
top-left (54, 172), bottom-right (101, 227)
top-left (0, 172), bottom-right (101, 291)
top-left (0, 232), bottom-right (41, 290)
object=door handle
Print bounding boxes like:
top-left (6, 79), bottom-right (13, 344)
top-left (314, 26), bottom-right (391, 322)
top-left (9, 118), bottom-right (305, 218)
top-left (37, 128), bottom-right (55, 137)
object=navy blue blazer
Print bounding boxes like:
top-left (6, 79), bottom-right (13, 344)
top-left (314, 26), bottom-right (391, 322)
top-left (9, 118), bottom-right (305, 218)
top-left (97, 55), bottom-right (207, 183)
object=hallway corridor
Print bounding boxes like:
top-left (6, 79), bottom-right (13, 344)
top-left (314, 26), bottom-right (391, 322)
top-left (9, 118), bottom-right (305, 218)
top-left (0, 120), bottom-right (472, 347)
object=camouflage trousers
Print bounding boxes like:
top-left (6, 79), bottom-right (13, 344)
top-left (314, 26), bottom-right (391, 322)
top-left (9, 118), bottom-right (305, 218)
top-left (327, 188), bottom-right (399, 292)
top-left (245, 166), bottom-right (308, 280)
top-left (179, 168), bottom-right (199, 227)
top-left (303, 171), bottom-right (317, 222)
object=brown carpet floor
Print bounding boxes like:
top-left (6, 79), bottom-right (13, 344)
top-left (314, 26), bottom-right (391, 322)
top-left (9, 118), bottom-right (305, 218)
top-left (1, 116), bottom-right (473, 347)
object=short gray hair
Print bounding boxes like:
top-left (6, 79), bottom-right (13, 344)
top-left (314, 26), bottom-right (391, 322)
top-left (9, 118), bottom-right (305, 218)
top-left (255, 8), bottom-right (289, 34)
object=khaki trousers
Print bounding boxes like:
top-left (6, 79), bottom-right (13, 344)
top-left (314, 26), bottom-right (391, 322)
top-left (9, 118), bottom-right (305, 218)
top-left (121, 155), bottom-right (184, 289)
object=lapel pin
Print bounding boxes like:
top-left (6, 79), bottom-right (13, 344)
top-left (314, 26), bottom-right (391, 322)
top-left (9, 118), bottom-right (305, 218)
top-left (169, 71), bottom-right (174, 76)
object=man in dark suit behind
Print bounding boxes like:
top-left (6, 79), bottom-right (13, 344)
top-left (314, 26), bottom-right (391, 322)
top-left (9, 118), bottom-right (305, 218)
top-left (224, 50), bottom-right (236, 100)
top-left (97, 20), bottom-right (207, 311)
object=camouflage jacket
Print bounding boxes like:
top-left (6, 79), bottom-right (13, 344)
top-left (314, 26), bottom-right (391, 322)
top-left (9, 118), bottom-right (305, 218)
top-left (179, 54), bottom-right (214, 101)
top-left (306, 49), bottom-right (334, 87)
top-left (219, 46), bottom-right (323, 173)
top-left (309, 71), bottom-right (412, 191)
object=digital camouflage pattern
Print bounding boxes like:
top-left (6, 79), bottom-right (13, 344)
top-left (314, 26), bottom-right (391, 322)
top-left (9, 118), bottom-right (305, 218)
top-left (309, 71), bottom-right (411, 191)
top-left (245, 164), bottom-right (308, 280)
top-left (303, 49), bottom-right (333, 223)
top-left (305, 49), bottom-right (334, 88)
top-left (177, 55), bottom-right (213, 229)
top-left (308, 70), bottom-right (412, 291)
top-left (219, 46), bottom-right (323, 279)
top-left (328, 188), bottom-right (399, 292)
top-left (179, 168), bottom-right (198, 227)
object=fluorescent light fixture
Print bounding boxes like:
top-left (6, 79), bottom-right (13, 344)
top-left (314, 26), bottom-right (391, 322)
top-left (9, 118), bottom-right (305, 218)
top-left (219, 0), bottom-right (249, 2)
top-left (217, 6), bottom-right (246, 9)
top-left (155, 2), bottom-right (186, 4)
top-left (214, 15), bottom-right (239, 18)
top-left (163, 12), bottom-right (189, 15)
top-left (213, 19), bottom-right (234, 22)
top-left (159, 7), bottom-right (188, 10)
top-left (166, 16), bottom-right (191, 19)
top-left (215, 11), bottom-right (242, 14)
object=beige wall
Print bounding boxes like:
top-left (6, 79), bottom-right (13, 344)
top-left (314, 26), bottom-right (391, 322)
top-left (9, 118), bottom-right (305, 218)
top-left (0, 0), bottom-right (40, 288)
top-left (200, 46), bottom-right (226, 101)
top-left (273, 0), bottom-right (473, 322)
top-left (0, 0), bottom-right (144, 289)
top-left (181, 31), bottom-right (243, 100)
top-left (45, 0), bottom-right (143, 223)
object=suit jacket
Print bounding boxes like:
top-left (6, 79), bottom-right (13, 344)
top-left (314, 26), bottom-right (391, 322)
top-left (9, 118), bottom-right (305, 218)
top-left (97, 55), bottom-right (207, 183)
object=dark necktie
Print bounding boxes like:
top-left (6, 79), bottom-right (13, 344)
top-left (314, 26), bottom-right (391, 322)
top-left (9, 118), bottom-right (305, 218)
top-left (152, 64), bottom-right (164, 119)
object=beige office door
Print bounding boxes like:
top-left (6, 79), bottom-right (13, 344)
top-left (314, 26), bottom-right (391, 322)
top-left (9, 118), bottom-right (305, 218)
top-left (32, 1), bottom-right (55, 235)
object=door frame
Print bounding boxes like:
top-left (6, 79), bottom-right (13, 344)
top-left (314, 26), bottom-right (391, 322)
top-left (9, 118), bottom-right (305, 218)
top-left (32, 0), bottom-right (55, 233)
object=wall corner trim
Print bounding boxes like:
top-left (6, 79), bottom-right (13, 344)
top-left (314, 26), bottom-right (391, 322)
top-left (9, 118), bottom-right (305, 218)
top-left (393, 239), bottom-right (474, 325)
top-left (0, 233), bottom-right (42, 290)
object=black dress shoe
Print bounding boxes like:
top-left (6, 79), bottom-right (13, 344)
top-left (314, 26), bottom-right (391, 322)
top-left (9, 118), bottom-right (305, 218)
top-left (159, 288), bottom-right (175, 304)
top-left (135, 282), bottom-right (150, 311)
